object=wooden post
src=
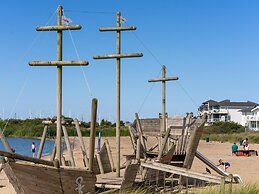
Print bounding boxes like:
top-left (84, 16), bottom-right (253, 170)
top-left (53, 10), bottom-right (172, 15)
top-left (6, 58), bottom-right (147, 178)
top-left (157, 127), bottom-right (171, 161)
top-left (93, 11), bottom-right (143, 177)
top-left (29, 5), bottom-right (88, 164)
top-left (0, 128), bottom-right (13, 153)
top-left (136, 137), bottom-right (140, 162)
top-left (37, 125), bottom-right (48, 158)
top-left (148, 66), bottom-right (178, 149)
top-left (115, 11), bottom-right (121, 178)
top-left (74, 119), bottom-right (89, 167)
top-left (56, 5), bottom-right (63, 164)
top-left (62, 125), bottom-right (75, 166)
top-left (220, 177), bottom-right (225, 194)
top-left (50, 142), bottom-right (56, 161)
top-left (89, 98), bottom-right (98, 172)
top-left (135, 113), bottom-right (147, 158)
top-left (105, 139), bottom-right (115, 172)
top-left (229, 174), bottom-right (233, 194)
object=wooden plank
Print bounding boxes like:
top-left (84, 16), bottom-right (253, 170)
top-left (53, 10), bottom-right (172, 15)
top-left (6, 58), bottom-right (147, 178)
top-left (121, 163), bottom-right (139, 190)
top-left (0, 150), bottom-right (54, 166)
top-left (36, 25), bottom-right (82, 31)
top-left (5, 162), bottom-right (96, 194)
top-left (99, 26), bottom-right (136, 31)
top-left (105, 139), bottom-right (115, 172)
top-left (29, 60), bottom-right (88, 66)
top-left (2, 163), bottom-right (25, 194)
top-left (93, 53), bottom-right (143, 59)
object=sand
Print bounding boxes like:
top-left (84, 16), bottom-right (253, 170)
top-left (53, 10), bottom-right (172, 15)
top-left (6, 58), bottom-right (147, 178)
top-left (60, 136), bottom-right (259, 184)
top-left (0, 136), bottom-right (258, 193)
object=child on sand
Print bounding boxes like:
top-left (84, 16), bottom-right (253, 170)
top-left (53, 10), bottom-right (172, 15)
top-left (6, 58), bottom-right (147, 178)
top-left (217, 159), bottom-right (230, 172)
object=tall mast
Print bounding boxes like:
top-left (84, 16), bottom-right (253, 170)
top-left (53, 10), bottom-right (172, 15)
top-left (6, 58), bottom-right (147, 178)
top-left (148, 65), bottom-right (178, 148)
top-left (93, 12), bottom-right (143, 177)
top-left (29, 5), bottom-right (88, 163)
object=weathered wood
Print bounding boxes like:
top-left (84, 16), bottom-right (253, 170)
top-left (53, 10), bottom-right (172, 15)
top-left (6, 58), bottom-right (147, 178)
top-left (148, 77), bottom-right (179, 82)
top-left (93, 11), bottom-right (143, 177)
top-left (50, 141), bottom-right (56, 161)
top-left (29, 60), bottom-right (88, 66)
top-left (136, 138), bottom-right (141, 161)
top-left (62, 125), bottom-right (75, 166)
top-left (37, 125), bottom-right (48, 159)
top-left (0, 150), bottom-right (54, 166)
top-left (4, 161), bottom-right (96, 194)
top-left (56, 5), bottom-right (63, 164)
top-left (157, 128), bottom-right (171, 161)
top-left (93, 53), bottom-right (143, 59)
top-left (29, 5), bottom-right (88, 164)
top-left (120, 162), bottom-right (140, 190)
top-left (74, 119), bottom-right (89, 167)
top-left (36, 25), bottom-right (82, 31)
top-left (105, 139), bottom-right (115, 172)
top-left (0, 128), bottom-right (13, 153)
top-left (99, 26), bottom-right (136, 31)
top-left (141, 162), bottom-right (221, 184)
top-left (183, 114), bottom-right (206, 169)
top-left (2, 162), bottom-right (25, 194)
top-left (89, 98), bottom-right (98, 172)
top-left (135, 113), bottom-right (147, 158)
top-left (96, 153), bottom-right (104, 174)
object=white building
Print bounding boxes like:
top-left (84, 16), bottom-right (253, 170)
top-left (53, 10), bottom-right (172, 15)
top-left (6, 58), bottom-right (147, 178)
top-left (240, 106), bottom-right (259, 131)
top-left (198, 99), bottom-right (257, 126)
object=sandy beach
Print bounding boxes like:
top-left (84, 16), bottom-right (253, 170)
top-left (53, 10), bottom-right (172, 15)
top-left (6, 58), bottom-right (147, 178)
top-left (61, 136), bottom-right (259, 184)
top-left (0, 136), bottom-right (258, 193)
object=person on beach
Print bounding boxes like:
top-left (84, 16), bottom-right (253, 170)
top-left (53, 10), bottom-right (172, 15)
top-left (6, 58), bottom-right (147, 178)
top-left (31, 142), bottom-right (36, 158)
top-left (217, 159), bottom-right (230, 172)
top-left (244, 142), bottom-right (250, 156)
top-left (242, 138), bottom-right (248, 149)
top-left (231, 142), bottom-right (238, 155)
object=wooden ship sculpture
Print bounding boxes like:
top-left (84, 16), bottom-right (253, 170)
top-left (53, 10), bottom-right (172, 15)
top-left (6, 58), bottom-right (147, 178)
top-left (0, 6), bottom-right (97, 194)
top-left (0, 6), bottom-right (243, 194)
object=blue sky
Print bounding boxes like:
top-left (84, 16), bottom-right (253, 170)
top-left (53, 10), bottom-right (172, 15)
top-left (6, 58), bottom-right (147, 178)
top-left (1, 1), bottom-right (259, 122)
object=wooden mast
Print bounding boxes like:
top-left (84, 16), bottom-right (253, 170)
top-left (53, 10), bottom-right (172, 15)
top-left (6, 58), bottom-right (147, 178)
top-left (148, 65), bottom-right (178, 149)
top-left (29, 5), bottom-right (88, 163)
top-left (93, 12), bottom-right (143, 177)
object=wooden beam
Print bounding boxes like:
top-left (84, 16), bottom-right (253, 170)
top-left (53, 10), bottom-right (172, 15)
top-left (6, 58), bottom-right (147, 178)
top-left (0, 150), bottom-right (54, 166)
top-left (36, 25), bottom-right (82, 31)
top-left (148, 77), bottom-right (179, 82)
top-left (89, 98), bottom-right (98, 172)
top-left (99, 26), bottom-right (136, 32)
top-left (0, 128), bottom-right (13, 153)
top-left (93, 53), bottom-right (143, 59)
top-left (37, 125), bottom-right (48, 159)
top-left (29, 60), bottom-right (89, 66)
top-left (62, 126), bottom-right (75, 167)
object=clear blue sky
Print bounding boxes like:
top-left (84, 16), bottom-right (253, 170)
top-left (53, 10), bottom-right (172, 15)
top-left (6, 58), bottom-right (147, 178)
top-left (1, 1), bottom-right (259, 122)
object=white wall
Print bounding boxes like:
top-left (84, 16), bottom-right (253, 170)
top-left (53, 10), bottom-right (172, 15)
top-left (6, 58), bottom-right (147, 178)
top-left (228, 109), bottom-right (242, 124)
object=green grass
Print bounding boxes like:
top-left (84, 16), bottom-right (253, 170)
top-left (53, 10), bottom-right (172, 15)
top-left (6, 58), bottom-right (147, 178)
top-left (202, 132), bottom-right (259, 144)
top-left (195, 183), bottom-right (259, 194)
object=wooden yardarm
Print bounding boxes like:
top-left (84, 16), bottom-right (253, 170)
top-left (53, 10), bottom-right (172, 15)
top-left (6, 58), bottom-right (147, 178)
top-left (29, 6), bottom-right (88, 163)
top-left (93, 12), bottom-right (143, 177)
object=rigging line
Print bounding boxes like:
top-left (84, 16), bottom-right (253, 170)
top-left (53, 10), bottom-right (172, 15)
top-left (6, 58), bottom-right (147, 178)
top-left (2, 78), bottom-right (28, 133)
top-left (124, 21), bottom-right (163, 67)
top-left (64, 10), bottom-right (115, 15)
top-left (126, 20), bottom-right (199, 109)
top-left (64, 12), bottom-right (93, 98)
top-left (137, 69), bottom-right (162, 114)
top-left (166, 67), bottom-right (199, 107)
top-left (2, 8), bottom-right (58, 131)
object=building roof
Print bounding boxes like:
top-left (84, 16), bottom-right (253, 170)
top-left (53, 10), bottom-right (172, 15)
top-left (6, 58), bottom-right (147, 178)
top-left (201, 99), bottom-right (257, 108)
top-left (239, 107), bottom-right (254, 113)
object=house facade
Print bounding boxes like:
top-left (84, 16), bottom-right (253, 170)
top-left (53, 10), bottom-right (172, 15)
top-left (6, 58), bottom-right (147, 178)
top-left (198, 99), bottom-right (257, 126)
top-left (240, 106), bottom-right (259, 131)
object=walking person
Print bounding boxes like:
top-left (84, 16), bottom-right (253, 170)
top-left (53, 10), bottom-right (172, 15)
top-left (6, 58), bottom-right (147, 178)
top-left (31, 142), bottom-right (36, 158)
